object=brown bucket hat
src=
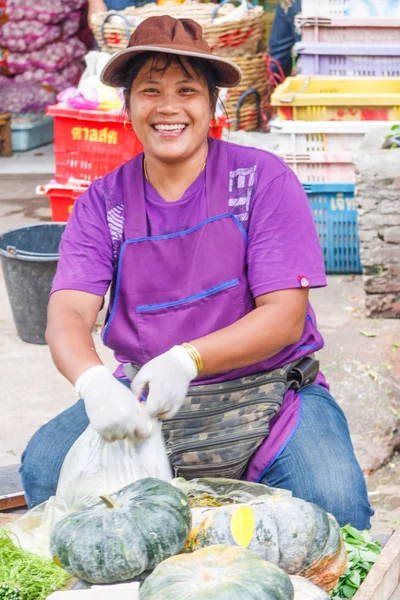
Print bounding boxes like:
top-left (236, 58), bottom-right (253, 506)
top-left (101, 15), bottom-right (242, 88)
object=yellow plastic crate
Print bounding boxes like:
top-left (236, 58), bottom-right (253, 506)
top-left (271, 76), bottom-right (400, 121)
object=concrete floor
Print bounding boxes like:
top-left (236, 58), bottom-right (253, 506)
top-left (0, 137), bottom-right (399, 534)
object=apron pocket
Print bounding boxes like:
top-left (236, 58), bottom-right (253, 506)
top-left (135, 279), bottom-right (244, 362)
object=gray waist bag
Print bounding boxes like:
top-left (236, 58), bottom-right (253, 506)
top-left (125, 356), bottom-right (319, 480)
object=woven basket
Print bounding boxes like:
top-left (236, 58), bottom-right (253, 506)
top-left (91, 2), bottom-right (264, 57)
top-left (223, 52), bottom-right (270, 131)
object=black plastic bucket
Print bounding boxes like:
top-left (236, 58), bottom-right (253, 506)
top-left (0, 223), bottom-right (66, 344)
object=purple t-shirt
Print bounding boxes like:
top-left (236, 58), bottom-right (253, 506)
top-left (52, 138), bottom-right (327, 306)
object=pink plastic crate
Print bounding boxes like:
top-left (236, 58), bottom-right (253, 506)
top-left (296, 16), bottom-right (400, 44)
top-left (301, 0), bottom-right (400, 18)
top-left (295, 43), bottom-right (400, 76)
top-left (281, 151), bottom-right (355, 183)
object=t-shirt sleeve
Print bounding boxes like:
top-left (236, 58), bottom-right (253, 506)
top-left (51, 181), bottom-right (115, 297)
top-left (247, 167), bottom-right (327, 298)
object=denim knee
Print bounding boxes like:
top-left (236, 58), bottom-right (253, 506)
top-left (20, 427), bottom-right (57, 509)
top-left (20, 399), bottom-right (88, 508)
top-left (261, 451), bottom-right (372, 530)
top-left (295, 457), bottom-right (373, 530)
top-left (261, 386), bottom-right (373, 530)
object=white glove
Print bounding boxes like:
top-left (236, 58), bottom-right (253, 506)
top-left (75, 365), bottom-right (152, 441)
top-left (131, 346), bottom-right (198, 420)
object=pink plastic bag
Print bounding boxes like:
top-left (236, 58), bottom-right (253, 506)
top-left (61, 0), bottom-right (85, 10)
top-left (14, 60), bottom-right (84, 92)
top-left (0, 80), bottom-right (56, 113)
top-left (3, 0), bottom-right (71, 24)
top-left (61, 11), bottom-right (81, 39)
top-left (0, 20), bottom-right (61, 51)
top-left (57, 87), bottom-right (100, 111)
top-left (7, 37), bottom-right (87, 74)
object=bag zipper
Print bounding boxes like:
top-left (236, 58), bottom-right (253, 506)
top-left (188, 374), bottom-right (286, 396)
top-left (166, 375), bottom-right (286, 422)
top-left (165, 396), bottom-right (282, 423)
top-left (177, 457), bottom-right (246, 471)
top-left (174, 457), bottom-right (248, 477)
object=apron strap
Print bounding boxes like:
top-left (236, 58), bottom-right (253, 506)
top-left (123, 153), bottom-right (148, 240)
top-left (206, 139), bottom-right (230, 218)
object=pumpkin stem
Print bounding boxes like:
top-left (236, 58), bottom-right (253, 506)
top-left (100, 494), bottom-right (118, 509)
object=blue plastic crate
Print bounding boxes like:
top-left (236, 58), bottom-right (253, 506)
top-left (11, 114), bottom-right (54, 152)
top-left (302, 183), bottom-right (362, 274)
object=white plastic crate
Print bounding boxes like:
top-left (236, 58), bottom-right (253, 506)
top-left (296, 16), bottom-right (400, 44)
top-left (270, 120), bottom-right (396, 154)
top-left (281, 152), bottom-right (355, 183)
top-left (301, 0), bottom-right (400, 18)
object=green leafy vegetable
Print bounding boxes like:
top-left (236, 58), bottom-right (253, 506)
top-left (0, 530), bottom-right (70, 600)
top-left (330, 525), bottom-right (382, 599)
top-left (0, 583), bottom-right (23, 600)
top-left (386, 124), bottom-right (400, 137)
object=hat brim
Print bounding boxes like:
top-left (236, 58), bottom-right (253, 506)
top-left (100, 44), bottom-right (242, 89)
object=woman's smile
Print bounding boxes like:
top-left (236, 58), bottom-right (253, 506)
top-left (151, 122), bottom-right (188, 137)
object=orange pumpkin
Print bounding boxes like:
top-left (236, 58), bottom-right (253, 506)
top-left (184, 495), bottom-right (347, 592)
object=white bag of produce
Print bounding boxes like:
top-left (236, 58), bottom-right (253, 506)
top-left (8, 423), bottom-right (172, 557)
top-left (77, 51), bottom-right (123, 111)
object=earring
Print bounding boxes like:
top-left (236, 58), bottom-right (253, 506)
top-left (123, 121), bottom-right (133, 131)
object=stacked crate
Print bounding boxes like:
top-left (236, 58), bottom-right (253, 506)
top-left (270, 0), bottom-right (400, 273)
top-left (295, 12), bottom-right (400, 77)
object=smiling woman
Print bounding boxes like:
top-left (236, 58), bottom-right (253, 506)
top-left (20, 15), bottom-right (373, 535)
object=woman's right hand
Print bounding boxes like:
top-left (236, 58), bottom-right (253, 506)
top-left (75, 365), bottom-right (152, 441)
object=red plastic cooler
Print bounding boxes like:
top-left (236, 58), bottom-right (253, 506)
top-left (37, 182), bottom-right (89, 222)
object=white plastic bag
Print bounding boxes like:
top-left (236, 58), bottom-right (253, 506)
top-left (78, 51), bottom-right (112, 84)
top-left (8, 423), bottom-right (172, 556)
top-left (76, 51), bottom-right (123, 111)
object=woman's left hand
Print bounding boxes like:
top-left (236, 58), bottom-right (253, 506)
top-left (131, 346), bottom-right (198, 419)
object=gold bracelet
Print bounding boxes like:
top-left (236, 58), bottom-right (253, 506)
top-left (181, 342), bottom-right (203, 375)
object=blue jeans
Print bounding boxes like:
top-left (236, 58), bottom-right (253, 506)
top-left (268, 0), bottom-right (301, 77)
top-left (20, 383), bottom-right (372, 529)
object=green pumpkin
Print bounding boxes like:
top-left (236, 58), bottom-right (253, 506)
top-left (140, 544), bottom-right (295, 600)
top-left (50, 478), bottom-right (191, 584)
top-left (290, 576), bottom-right (330, 599)
top-left (185, 495), bottom-right (347, 592)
